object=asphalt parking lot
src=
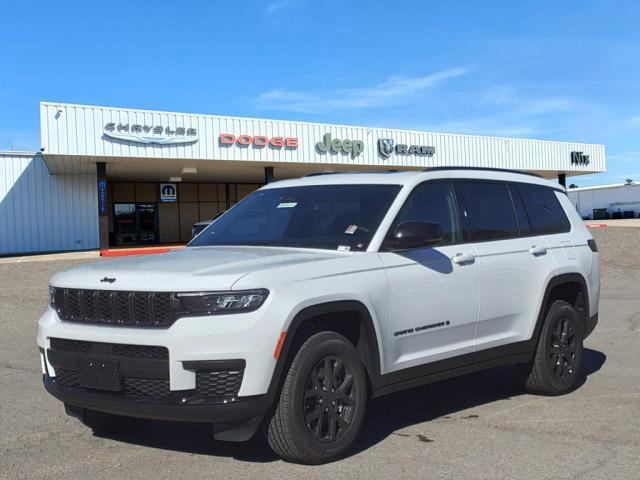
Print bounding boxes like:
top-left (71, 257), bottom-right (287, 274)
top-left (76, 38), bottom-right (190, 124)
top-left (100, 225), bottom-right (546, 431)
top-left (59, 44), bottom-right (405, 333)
top-left (1, 227), bottom-right (639, 479)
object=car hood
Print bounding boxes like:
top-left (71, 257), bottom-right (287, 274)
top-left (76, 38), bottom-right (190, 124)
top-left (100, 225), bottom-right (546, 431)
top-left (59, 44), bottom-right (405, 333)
top-left (50, 246), bottom-right (345, 291)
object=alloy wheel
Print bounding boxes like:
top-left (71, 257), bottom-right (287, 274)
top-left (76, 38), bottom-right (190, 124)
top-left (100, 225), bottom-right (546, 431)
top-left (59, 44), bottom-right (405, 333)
top-left (303, 356), bottom-right (357, 442)
top-left (550, 316), bottom-right (578, 380)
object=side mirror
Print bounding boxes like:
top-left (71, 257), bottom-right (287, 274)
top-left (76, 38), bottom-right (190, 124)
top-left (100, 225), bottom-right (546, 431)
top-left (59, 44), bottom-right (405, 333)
top-left (386, 221), bottom-right (443, 250)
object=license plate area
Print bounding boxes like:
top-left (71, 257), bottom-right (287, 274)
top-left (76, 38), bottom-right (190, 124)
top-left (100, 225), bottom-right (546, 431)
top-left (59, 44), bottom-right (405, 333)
top-left (79, 358), bottom-right (122, 391)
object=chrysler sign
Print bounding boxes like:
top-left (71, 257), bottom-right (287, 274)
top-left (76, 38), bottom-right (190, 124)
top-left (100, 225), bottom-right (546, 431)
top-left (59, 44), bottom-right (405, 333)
top-left (104, 123), bottom-right (198, 145)
top-left (378, 138), bottom-right (435, 158)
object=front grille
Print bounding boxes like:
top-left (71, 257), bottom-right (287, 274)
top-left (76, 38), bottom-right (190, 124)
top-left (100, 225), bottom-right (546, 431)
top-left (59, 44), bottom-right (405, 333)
top-left (51, 288), bottom-right (177, 327)
top-left (55, 369), bottom-right (82, 389)
top-left (53, 368), bottom-right (243, 403)
top-left (50, 337), bottom-right (168, 360)
top-left (112, 344), bottom-right (168, 359)
top-left (48, 337), bottom-right (243, 405)
top-left (196, 370), bottom-right (243, 398)
top-left (123, 377), bottom-right (170, 399)
top-left (50, 338), bottom-right (91, 354)
top-left (55, 369), bottom-right (170, 402)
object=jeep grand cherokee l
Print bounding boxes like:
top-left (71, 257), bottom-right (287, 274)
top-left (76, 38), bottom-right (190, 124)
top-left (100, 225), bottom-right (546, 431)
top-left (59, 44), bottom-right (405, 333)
top-left (37, 168), bottom-right (600, 464)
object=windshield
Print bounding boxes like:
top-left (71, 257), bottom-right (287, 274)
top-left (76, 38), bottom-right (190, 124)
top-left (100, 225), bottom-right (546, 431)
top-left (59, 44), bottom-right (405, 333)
top-left (188, 184), bottom-right (401, 251)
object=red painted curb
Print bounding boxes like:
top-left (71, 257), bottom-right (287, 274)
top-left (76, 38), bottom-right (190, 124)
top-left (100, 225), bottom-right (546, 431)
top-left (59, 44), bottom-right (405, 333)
top-left (100, 247), bottom-right (177, 257)
top-left (586, 224), bottom-right (607, 228)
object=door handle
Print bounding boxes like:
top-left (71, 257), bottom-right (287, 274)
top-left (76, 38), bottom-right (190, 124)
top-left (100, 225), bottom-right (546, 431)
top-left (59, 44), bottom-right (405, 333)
top-left (529, 245), bottom-right (547, 256)
top-left (452, 253), bottom-right (475, 265)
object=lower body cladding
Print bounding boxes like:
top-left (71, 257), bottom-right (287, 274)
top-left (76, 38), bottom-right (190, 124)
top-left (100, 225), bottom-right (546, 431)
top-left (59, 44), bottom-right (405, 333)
top-left (37, 308), bottom-right (281, 441)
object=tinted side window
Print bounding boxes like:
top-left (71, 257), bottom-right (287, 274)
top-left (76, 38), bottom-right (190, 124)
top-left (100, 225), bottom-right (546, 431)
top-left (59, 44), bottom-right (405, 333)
top-left (393, 182), bottom-right (462, 246)
top-left (455, 182), bottom-right (519, 241)
top-left (508, 183), bottom-right (531, 236)
top-left (517, 184), bottom-right (571, 235)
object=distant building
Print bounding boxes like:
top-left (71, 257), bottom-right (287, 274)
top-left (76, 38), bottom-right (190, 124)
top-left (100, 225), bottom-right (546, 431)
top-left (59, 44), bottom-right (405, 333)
top-left (568, 182), bottom-right (640, 219)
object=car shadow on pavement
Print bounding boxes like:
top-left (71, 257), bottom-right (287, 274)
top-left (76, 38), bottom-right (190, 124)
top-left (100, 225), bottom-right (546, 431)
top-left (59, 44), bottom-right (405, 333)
top-left (94, 348), bottom-right (605, 463)
top-left (351, 348), bottom-right (606, 455)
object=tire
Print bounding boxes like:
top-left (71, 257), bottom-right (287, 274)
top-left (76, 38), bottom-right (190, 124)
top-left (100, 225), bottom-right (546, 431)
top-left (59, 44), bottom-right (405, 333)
top-left (266, 331), bottom-right (368, 464)
top-left (523, 300), bottom-right (584, 395)
top-left (65, 405), bottom-right (133, 434)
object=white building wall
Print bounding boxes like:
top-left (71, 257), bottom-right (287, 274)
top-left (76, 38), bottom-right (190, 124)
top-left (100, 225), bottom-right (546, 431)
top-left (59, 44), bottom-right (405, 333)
top-left (568, 184), bottom-right (640, 218)
top-left (40, 102), bottom-right (606, 174)
top-left (0, 152), bottom-right (99, 255)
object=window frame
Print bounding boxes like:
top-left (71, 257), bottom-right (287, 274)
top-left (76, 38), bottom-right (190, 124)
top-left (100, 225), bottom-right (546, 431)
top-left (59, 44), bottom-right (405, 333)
top-left (378, 178), bottom-right (570, 252)
top-left (380, 179), bottom-right (465, 251)
top-left (453, 179), bottom-right (523, 243)
top-left (515, 182), bottom-right (572, 236)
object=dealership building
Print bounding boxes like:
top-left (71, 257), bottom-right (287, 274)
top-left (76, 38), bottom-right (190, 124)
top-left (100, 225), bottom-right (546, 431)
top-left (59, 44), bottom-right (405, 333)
top-left (0, 102), bottom-right (605, 255)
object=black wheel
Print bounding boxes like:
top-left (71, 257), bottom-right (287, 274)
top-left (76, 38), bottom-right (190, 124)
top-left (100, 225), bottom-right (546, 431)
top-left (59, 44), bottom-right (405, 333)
top-left (65, 404), bottom-right (134, 434)
top-left (266, 331), bottom-right (367, 464)
top-left (523, 300), bottom-right (584, 395)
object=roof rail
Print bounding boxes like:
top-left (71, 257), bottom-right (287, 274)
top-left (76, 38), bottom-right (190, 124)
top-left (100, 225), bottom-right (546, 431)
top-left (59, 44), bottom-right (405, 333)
top-left (304, 170), bottom-right (403, 177)
top-left (422, 166), bottom-right (543, 178)
top-left (304, 171), bottom-right (341, 177)
top-left (422, 167), bottom-right (544, 178)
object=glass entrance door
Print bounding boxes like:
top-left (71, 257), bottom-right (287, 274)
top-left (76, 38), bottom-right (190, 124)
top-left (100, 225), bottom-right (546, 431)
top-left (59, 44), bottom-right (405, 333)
top-left (136, 204), bottom-right (158, 244)
top-left (113, 203), bottom-right (158, 246)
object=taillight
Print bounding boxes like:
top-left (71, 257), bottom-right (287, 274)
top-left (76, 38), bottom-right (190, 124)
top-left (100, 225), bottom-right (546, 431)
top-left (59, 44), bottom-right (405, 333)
top-left (588, 239), bottom-right (598, 252)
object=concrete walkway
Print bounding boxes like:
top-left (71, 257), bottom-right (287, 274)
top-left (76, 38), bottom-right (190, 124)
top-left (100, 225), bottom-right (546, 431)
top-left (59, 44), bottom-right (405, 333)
top-left (585, 218), bottom-right (640, 228)
top-left (0, 250), bottom-right (100, 264)
top-left (0, 244), bottom-right (187, 264)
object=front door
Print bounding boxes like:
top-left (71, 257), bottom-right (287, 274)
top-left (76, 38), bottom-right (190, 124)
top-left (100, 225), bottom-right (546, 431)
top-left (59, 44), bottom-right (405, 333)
top-left (379, 181), bottom-right (480, 373)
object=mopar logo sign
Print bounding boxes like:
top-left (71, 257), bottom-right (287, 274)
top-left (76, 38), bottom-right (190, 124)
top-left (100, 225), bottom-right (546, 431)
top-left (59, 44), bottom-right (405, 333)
top-left (97, 179), bottom-right (107, 215)
top-left (160, 183), bottom-right (177, 202)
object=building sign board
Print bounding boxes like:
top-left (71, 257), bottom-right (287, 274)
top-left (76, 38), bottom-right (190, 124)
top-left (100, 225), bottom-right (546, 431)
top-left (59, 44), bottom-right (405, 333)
top-left (219, 134), bottom-right (298, 149)
top-left (104, 123), bottom-right (198, 145)
top-left (97, 180), bottom-right (107, 215)
top-left (571, 151), bottom-right (590, 166)
top-left (378, 138), bottom-right (435, 158)
top-left (316, 133), bottom-right (364, 157)
top-left (159, 183), bottom-right (177, 202)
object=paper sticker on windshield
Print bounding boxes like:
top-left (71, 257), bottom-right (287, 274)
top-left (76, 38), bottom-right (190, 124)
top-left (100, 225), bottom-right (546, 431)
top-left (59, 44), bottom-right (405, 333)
top-left (344, 224), bottom-right (358, 235)
top-left (277, 202), bottom-right (298, 209)
top-left (337, 245), bottom-right (351, 252)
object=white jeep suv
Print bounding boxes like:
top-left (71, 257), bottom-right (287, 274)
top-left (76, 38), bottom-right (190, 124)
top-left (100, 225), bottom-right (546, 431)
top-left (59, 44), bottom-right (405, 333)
top-left (37, 168), bottom-right (600, 464)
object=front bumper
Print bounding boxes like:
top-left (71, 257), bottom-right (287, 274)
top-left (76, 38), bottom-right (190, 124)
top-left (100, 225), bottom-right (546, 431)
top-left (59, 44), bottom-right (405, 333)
top-left (37, 302), bottom-right (285, 425)
top-left (37, 306), bottom-right (280, 396)
top-left (43, 373), bottom-right (270, 423)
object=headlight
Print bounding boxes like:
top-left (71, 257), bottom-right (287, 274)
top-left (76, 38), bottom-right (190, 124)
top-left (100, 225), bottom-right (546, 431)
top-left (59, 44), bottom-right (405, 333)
top-left (176, 289), bottom-right (269, 315)
top-left (49, 286), bottom-right (56, 307)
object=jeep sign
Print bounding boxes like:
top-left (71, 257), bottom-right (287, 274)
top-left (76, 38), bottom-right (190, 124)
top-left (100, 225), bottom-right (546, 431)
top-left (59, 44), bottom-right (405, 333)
top-left (316, 133), bottom-right (364, 157)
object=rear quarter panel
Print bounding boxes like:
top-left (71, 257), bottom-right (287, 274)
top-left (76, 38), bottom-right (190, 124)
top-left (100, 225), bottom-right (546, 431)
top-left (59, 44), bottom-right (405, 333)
top-left (555, 193), bottom-right (600, 317)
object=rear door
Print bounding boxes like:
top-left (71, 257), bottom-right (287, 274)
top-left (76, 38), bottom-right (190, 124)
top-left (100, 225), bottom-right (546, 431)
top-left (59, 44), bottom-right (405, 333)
top-left (517, 183), bottom-right (574, 273)
top-left (453, 181), bottom-right (557, 354)
top-left (379, 181), bottom-right (480, 372)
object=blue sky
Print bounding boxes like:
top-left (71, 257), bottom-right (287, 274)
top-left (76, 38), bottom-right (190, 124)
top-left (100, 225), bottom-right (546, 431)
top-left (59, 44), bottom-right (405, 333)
top-left (1, 0), bottom-right (639, 186)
